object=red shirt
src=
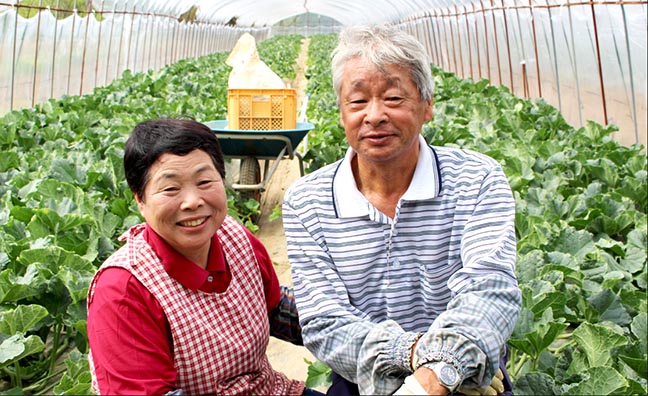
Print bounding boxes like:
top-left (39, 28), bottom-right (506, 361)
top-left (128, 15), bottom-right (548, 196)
top-left (87, 224), bottom-right (280, 394)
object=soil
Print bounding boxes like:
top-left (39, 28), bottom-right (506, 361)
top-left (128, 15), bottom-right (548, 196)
top-left (255, 38), bottom-right (324, 388)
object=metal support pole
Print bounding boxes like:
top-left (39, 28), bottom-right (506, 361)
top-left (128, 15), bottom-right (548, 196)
top-left (473, 3), bottom-right (482, 80)
top-left (464, 5), bottom-right (474, 80)
top-left (79, 7), bottom-right (92, 95)
top-left (566, 0), bottom-right (583, 125)
top-left (590, 0), bottom-right (608, 125)
top-left (502, 0), bottom-right (514, 93)
top-left (93, 0), bottom-right (105, 88)
top-left (31, 0), bottom-right (44, 107)
top-left (529, 0), bottom-right (542, 97)
top-left (66, 0), bottom-right (78, 96)
top-left (454, 5), bottom-right (465, 78)
top-left (546, 0), bottom-right (562, 111)
top-left (620, 2), bottom-right (639, 142)
top-left (50, 0), bottom-right (61, 98)
top-left (490, 0), bottom-right (503, 85)
top-left (481, 0), bottom-right (492, 82)
top-left (104, 1), bottom-right (116, 85)
top-left (10, 0), bottom-right (19, 111)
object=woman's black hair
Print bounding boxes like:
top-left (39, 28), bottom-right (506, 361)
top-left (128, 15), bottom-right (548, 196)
top-left (124, 119), bottom-right (226, 201)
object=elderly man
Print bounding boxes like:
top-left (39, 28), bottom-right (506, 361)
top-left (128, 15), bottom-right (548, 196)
top-left (283, 24), bottom-right (521, 395)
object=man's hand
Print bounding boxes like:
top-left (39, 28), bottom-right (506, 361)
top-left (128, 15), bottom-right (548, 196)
top-left (404, 339), bottom-right (448, 395)
top-left (393, 366), bottom-right (449, 395)
top-left (413, 365), bottom-right (449, 395)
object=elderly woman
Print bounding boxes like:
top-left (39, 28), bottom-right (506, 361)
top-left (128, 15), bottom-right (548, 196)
top-left (87, 119), bottom-right (312, 395)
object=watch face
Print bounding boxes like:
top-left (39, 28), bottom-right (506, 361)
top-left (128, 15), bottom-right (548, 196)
top-left (439, 364), bottom-right (459, 386)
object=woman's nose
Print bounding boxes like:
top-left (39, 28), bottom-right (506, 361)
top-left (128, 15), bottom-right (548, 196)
top-left (180, 188), bottom-right (203, 210)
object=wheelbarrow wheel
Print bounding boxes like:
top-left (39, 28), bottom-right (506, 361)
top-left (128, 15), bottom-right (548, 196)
top-left (239, 156), bottom-right (261, 203)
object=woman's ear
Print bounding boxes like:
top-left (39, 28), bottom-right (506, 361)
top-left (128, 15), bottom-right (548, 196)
top-left (134, 192), bottom-right (146, 213)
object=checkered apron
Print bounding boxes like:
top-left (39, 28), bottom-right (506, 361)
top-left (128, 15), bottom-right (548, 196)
top-left (88, 217), bottom-right (304, 395)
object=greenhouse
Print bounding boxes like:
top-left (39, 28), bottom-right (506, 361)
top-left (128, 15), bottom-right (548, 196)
top-left (0, 0), bottom-right (646, 394)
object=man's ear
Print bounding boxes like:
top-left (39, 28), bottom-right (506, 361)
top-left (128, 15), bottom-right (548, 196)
top-left (424, 100), bottom-right (433, 122)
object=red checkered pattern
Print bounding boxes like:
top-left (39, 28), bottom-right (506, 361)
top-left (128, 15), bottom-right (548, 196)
top-left (88, 217), bottom-right (304, 395)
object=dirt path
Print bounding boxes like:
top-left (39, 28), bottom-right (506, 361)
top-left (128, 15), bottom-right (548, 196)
top-left (256, 37), bottom-right (323, 388)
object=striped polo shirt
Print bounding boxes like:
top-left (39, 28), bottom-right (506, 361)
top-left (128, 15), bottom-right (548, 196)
top-left (282, 134), bottom-right (521, 393)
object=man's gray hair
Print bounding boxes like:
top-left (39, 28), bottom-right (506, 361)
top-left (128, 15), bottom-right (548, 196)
top-left (331, 24), bottom-right (434, 106)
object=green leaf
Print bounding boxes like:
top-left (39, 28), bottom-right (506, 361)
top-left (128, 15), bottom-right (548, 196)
top-left (0, 334), bottom-right (45, 367)
top-left (0, 150), bottom-right (19, 172)
top-left (0, 304), bottom-right (49, 335)
top-left (621, 228), bottom-right (647, 274)
top-left (572, 322), bottom-right (627, 367)
top-left (52, 350), bottom-right (93, 394)
top-left (630, 312), bottom-right (647, 354)
top-left (509, 308), bottom-right (568, 359)
top-left (516, 250), bottom-right (545, 284)
top-left (564, 366), bottom-right (627, 395)
top-left (588, 289), bottom-right (632, 326)
top-left (584, 158), bottom-right (619, 188)
top-left (0, 265), bottom-right (43, 304)
top-left (18, 245), bottom-right (95, 274)
top-left (513, 372), bottom-right (556, 395)
top-left (618, 353), bottom-right (647, 380)
top-left (26, 208), bottom-right (94, 255)
top-left (551, 227), bottom-right (596, 259)
top-left (304, 358), bottom-right (332, 389)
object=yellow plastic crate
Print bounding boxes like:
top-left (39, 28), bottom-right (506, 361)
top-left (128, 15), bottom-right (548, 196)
top-left (227, 88), bottom-right (297, 130)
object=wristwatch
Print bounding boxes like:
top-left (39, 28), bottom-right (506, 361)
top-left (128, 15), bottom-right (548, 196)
top-left (428, 361), bottom-right (461, 392)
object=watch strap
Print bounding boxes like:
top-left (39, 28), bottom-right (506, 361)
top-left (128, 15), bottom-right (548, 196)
top-left (425, 361), bottom-right (462, 392)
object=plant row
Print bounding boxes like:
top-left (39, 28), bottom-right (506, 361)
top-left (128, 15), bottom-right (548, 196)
top-left (301, 33), bottom-right (647, 395)
top-left (0, 34), bottom-right (304, 393)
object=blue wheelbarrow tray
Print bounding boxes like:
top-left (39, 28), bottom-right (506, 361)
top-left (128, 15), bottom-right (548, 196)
top-left (205, 119), bottom-right (315, 195)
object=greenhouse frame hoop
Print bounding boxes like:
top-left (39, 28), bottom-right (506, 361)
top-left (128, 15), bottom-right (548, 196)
top-left (0, 0), bottom-right (645, 147)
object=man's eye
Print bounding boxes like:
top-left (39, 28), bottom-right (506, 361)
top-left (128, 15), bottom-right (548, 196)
top-left (198, 180), bottom-right (214, 186)
top-left (163, 187), bottom-right (179, 192)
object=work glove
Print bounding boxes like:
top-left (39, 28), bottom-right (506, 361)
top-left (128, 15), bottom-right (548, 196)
top-left (393, 374), bottom-right (428, 395)
top-left (458, 369), bottom-right (505, 395)
top-left (393, 369), bottom-right (505, 395)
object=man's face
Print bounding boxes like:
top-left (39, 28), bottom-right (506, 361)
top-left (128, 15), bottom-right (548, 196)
top-left (135, 149), bottom-right (227, 265)
top-left (338, 58), bottom-right (433, 166)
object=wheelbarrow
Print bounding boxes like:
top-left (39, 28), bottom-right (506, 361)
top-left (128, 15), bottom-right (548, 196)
top-left (205, 119), bottom-right (315, 202)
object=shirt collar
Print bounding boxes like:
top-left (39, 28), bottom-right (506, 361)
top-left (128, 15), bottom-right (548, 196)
top-left (143, 224), bottom-right (227, 291)
top-left (332, 135), bottom-right (441, 218)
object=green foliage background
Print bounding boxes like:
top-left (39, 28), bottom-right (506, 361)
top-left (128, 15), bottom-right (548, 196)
top-left (302, 33), bottom-right (647, 395)
top-left (0, 32), bottom-right (645, 394)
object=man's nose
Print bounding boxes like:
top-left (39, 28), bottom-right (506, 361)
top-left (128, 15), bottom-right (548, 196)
top-left (364, 99), bottom-right (388, 125)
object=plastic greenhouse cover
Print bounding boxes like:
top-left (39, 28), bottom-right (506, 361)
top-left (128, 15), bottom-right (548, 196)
top-left (42, 0), bottom-right (471, 26)
top-left (0, 0), bottom-right (645, 146)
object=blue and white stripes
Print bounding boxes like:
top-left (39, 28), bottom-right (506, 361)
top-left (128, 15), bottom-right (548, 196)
top-left (282, 136), bottom-right (521, 394)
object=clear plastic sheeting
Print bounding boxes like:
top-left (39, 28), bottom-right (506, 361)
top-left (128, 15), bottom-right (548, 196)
top-left (401, 0), bottom-right (647, 147)
top-left (0, 0), bottom-right (646, 147)
top-left (91, 0), bottom-right (459, 27)
top-left (0, 6), bottom-right (269, 113)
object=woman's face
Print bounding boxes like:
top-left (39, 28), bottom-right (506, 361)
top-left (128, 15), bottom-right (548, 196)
top-left (135, 149), bottom-right (227, 266)
top-left (338, 58), bottom-right (433, 166)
